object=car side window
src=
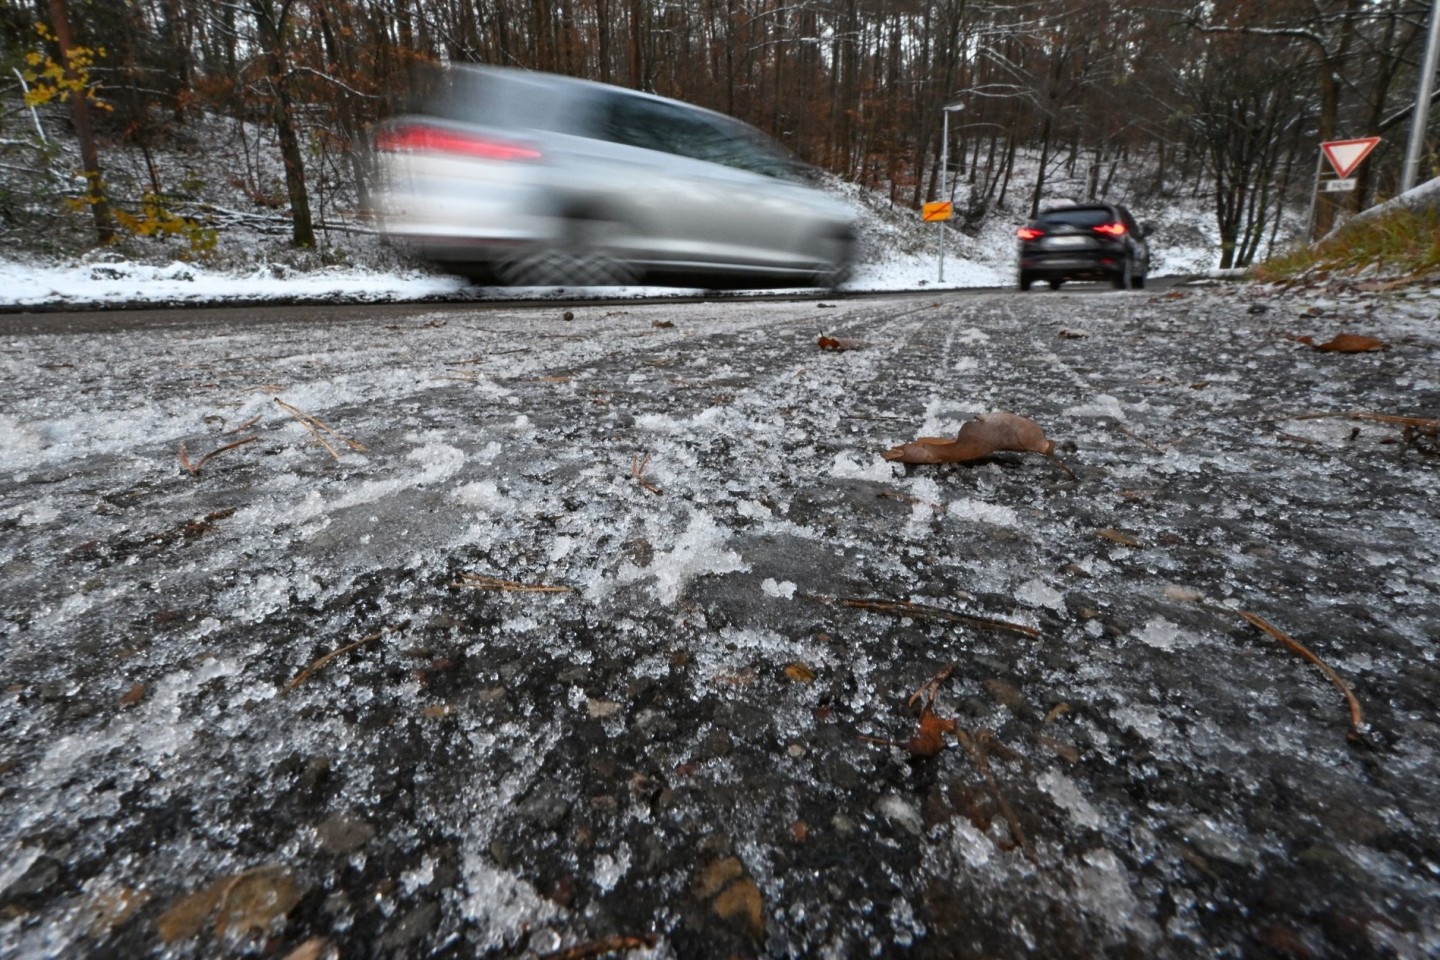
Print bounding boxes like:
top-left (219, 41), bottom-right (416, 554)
top-left (597, 93), bottom-right (795, 178)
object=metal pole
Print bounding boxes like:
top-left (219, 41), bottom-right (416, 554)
top-left (939, 109), bottom-right (948, 283)
top-left (1402, 0), bottom-right (1440, 193)
top-left (1305, 147), bottom-right (1324, 240)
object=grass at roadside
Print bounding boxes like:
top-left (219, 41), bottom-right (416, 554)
top-left (1252, 205), bottom-right (1440, 283)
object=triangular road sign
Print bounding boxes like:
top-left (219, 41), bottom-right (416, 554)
top-left (1321, 138), bottom-right (1381, 179)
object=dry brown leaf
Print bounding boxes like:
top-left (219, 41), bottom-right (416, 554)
top-left (1295, 333), bottom-right (1388, 353)
top-left (81, 886), bottom-right (150, 937)
top-left (783, 662), bottom-right (816, 683)
top-left (213, 866), bottom-right (302, 938)
top-left (882, 411), bottom-right (1055, 464)
top-left (282, 939), bottom-right (332, 960)
top-left (712, 878), bottom-right (764, 938)
top-left (903, 703), bottom-right (958, 757)
top-left (157, 884), bottom-right (222, 943)
top-left (1096, 528), bottom-right (1144, 547)
top-left (694, 857), bottom-right (745, 899)
top-left (863, 663), bottom-right (958, 757)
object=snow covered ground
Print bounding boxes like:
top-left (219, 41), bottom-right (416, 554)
top-left (0, 241), bottom-right (1008, 309)
top-left (2, 279), bottom-right (1437, 958)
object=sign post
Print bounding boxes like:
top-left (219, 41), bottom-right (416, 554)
top-left (1308, 136), bottom-right (1381, 238)
top-left (936, 102), bottom-right (964, 283)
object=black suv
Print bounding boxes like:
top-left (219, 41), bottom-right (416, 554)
top-left (1016, 203), bottom-right (1153, 290)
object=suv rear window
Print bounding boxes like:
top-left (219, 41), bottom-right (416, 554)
top-left (1038, 208), bottom-right (1116, 228)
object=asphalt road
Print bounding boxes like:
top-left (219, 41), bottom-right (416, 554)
top-left (2, 283), bottom-right (1437, 959)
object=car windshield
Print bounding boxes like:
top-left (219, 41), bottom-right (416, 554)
top-left (1039, 208), bottom-right (1116, 228)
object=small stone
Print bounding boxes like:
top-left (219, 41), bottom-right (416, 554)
top-left (586, 698), bottom-right (621, 719)
top-left (519, 789), bottom-right (570, 831)
top-left (381, 902), bottom-right (439, 950)
top-left (876, 794), bottom-right (923, 836)
top-left (316, 812), bottom-right (375, 855)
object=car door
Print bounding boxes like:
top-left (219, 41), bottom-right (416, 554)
top-left (584, 94), bottom-right (820, 270)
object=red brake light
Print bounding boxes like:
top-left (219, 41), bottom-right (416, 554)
top-left (1017, 227), bottom-right (1044, 240)
top-left (375, 125), bottom-right (541, 162)
top-left (1094, 222), bottom-right (1127, 237)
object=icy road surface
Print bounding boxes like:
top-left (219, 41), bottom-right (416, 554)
top-left (2, 285), bottom-right (1438, 959)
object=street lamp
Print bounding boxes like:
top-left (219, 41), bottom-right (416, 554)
top-left (938, 101), bottom-right (965, 283)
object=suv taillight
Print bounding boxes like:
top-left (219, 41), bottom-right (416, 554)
top-left (1016, 227), bottom-right (1043, 240)
top-left (1093, 222), bottom-right (1126, 237)
top-left (374, 124), bottom-right (542, 162)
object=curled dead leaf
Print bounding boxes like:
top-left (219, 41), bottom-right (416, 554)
top-left (783, 662), bottom-right (816, 683)
top-left (903, 704), bottom-right (957, 757)
top-left (882, 411), bottom-right (1055, 464)
top-left (1294, 333), bottom-right (1388, 353)
top-left (1096, 528), bottom-right (1143, 548)
top-left (157, 866), bottom-right (303, 944)
top-left (694, 857), bottom-right (765, 939)
top-left (283, 939), bottom-right (332, 960)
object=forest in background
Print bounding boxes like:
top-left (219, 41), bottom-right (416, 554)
top-left (0, 0), bottom-right (1436, 269)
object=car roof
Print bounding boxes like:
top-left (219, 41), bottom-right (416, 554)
top-left (437, 63), bottom-right (743, 130)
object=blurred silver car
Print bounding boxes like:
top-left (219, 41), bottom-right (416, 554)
top-left (372, 65), bottom-right (857, 288)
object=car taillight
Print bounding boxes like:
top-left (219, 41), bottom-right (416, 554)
top-left (1017, 227), bottom-right (1044, 240)
top-left (1094, 222), bottom-right (1126, 237)
top-left (374, 125), bottom-right (542, 162)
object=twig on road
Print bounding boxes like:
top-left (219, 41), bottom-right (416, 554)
top-left (631, 452), bottom-right (662, 495)
top-left (800, 593), bottom-right (1039, 638)
top-left (1240, 611), bottom-right (1368, 741)
top-left (274, 398), bottom-right (368, 460)
top-left (957, 727), bottom-right (1034, 862)
top-left (452, 573), bottom-right (574, 594)
top-left (179, 435), bottom-right (258, 476)
top-left (288, 632), bottom-right (383, 691)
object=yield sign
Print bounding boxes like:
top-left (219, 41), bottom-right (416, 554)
top-left (1321, 137), bottom-right (1381, 179)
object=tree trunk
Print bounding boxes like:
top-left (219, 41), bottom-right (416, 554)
top-left (249, 0), bottom-right (315, 248)
top-left (48, 0), bottom-right (112, 245)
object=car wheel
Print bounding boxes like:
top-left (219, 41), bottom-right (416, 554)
top-left (1018, 272), bottom-right (1034, 291)
top-left (1048, 279), bottom-right (1063, 290)
top-left (499, 216), bottom-right (639, 287)
top-left (811, 234), bottom-right (855, 289)
top-left (1113, 257), bottom-right (1133, 290)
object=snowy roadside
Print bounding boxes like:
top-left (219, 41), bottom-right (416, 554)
top-left (0, 247), bottom-right (1010, 311)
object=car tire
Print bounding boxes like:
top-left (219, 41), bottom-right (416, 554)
top-left (1113, 257), bottom-right (1133, 290)
top-left (499, 216), bottom-right (639, 287)
top-left (811, 233), bottom-right (855, 289)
